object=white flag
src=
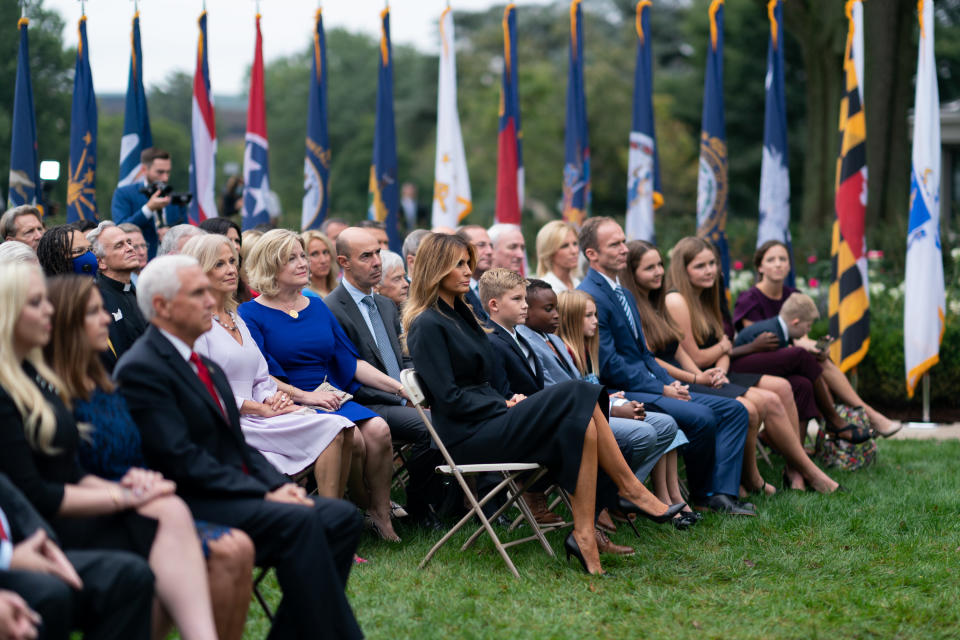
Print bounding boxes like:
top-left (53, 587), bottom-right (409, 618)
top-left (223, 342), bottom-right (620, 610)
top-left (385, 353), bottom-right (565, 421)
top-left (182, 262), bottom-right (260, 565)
top-left (625, 131), bottom-right (655, 242)
top-left (904, 0), bottom-right (945, 398)
top-left (431, 7), bottom-right (472, 229)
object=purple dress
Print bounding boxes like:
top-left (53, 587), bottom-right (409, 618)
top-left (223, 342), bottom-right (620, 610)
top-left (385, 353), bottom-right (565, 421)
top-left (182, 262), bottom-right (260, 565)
top-left (194, 314), bottom-right (354, 475)
top-left (730, 285), bottom-right (820, 420)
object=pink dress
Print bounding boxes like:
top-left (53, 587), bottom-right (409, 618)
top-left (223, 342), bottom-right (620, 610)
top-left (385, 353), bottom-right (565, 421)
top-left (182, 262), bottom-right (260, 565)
top-left (194, 314), bottom-right (354, 475)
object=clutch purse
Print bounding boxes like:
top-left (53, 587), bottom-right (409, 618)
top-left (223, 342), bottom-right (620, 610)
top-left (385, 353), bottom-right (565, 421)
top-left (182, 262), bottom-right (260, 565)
top-left (310, 378), bottom-right (353, 412)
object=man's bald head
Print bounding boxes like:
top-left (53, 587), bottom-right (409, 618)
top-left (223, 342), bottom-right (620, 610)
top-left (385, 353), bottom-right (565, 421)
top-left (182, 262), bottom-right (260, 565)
top-left (336, 227), bottom-right (383, 291)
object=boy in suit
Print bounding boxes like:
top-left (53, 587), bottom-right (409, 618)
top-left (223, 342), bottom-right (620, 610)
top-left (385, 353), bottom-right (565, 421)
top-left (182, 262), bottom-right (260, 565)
top-left (735, 292), bottom-right (818, 349)
top-left (479, 269), bottom-right (543, 396)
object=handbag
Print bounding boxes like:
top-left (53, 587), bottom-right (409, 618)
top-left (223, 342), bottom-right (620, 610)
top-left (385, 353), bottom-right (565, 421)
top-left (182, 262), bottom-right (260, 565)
top-left (308, 378), bottom-right (353, 413)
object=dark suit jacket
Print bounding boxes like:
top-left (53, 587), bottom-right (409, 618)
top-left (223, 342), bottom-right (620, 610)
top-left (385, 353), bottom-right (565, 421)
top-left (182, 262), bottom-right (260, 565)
top-left (578, 268), bottom-right (674, 403)
top-left (487, 322), bottom-right (544, 397)
top-left (114, 325), bottom-right (287, 499)
top-left (324, 284), bottom-right (410, 406)
top-left (110, 182), bottom-right (187, 259)
top-left (0, 473), bottom-right (56, 545)
top-left (734, 316), bottom-right (788, 348)
top-left (464, 288), bottom-right (490, 325)
top-left (406, 298), bottom-right (511, 448)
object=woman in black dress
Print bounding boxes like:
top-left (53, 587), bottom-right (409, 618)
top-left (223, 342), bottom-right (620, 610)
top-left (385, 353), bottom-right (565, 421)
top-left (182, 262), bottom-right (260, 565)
top-left (0, 261), bottom-right (221, 640)
top-left (402, 233), bottom-right (683, 576)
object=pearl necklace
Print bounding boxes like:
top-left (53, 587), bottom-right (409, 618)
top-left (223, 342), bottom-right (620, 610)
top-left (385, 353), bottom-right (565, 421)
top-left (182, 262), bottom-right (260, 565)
top-left (213, 311), bottom-right (237, 332)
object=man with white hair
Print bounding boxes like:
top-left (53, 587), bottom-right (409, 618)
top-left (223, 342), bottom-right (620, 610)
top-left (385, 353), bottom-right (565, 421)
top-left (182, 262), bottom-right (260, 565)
top-left (88, 220), bottom-right (147, 371)
top-left (115, 256), bottom-right (364, 640)
top-left (0, 205), bottom-right (44, 250)
top-left (487, 222), bottom-right (526, 272)
top-left (157, 223), bottom-right (205, 257)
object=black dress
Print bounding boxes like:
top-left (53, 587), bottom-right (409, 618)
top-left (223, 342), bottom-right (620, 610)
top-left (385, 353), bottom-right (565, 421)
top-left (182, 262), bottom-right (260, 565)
top-left (407, 297), bottom-right (607, 494)
top-left (0, 362), bottom-right (156, 557)
top-left (654, 338), bottom-right (760, 399)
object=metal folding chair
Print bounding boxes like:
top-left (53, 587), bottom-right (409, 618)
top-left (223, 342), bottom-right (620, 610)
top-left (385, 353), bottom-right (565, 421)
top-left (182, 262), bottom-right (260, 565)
top-left (400, 369), bottom-right (556, 578)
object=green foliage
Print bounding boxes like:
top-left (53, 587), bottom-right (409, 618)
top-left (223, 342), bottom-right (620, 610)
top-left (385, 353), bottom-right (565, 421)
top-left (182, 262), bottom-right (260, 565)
top-left (243, 440), bottom-right (960, 639)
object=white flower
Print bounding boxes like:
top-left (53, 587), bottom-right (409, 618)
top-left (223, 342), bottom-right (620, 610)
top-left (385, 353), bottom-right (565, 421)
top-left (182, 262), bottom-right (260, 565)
top-left (949, 299), bottom-right (960, 317)
top-left (869, 282), bottom-right (886, 297)
top-left (950, 247), bottom-right (960, 262)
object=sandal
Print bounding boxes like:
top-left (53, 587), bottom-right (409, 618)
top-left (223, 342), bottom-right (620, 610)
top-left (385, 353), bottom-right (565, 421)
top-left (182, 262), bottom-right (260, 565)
top-left (824, 422), bottom-right (872, 444)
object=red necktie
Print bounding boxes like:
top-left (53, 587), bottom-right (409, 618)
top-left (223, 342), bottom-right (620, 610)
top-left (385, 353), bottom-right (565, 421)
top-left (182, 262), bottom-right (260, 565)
top-left (190, 351), bottom-right (226, 419)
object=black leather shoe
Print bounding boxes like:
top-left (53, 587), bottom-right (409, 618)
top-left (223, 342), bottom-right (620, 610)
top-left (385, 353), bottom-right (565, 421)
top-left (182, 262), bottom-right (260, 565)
top-left (617, 497), bottom-right (686, 523)
top-left (407, 509), bottom-right (444, 531)
top-left (694, 494), bottom-right (757, 516)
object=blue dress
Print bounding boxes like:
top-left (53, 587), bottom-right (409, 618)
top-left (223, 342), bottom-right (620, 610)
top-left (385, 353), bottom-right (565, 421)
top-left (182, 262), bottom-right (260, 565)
top-left (74, 387), bottom-right (229, 556)
top-left (238, 297), bottom-right (379, 424)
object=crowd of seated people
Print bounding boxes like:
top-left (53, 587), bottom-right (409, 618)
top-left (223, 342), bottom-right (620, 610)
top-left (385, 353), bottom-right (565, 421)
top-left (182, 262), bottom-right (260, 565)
top-left (0, 178), bottom-right (903, 634)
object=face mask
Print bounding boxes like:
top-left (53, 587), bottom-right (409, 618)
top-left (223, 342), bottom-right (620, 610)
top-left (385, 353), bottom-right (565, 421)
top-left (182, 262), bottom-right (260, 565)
top-left (71, 250), bottom-right (98, 276)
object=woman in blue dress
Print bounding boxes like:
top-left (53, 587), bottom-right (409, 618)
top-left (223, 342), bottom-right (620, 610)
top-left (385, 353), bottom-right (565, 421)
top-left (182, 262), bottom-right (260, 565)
top-left (238, 229), bottom-right (403, 542)
top-left (43, 273), bottom-right (256, 640)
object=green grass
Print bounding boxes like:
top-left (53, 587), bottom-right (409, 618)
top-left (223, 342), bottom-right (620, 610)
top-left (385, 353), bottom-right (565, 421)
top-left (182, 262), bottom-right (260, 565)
top-left (244, 439), bottom-right (960, 639)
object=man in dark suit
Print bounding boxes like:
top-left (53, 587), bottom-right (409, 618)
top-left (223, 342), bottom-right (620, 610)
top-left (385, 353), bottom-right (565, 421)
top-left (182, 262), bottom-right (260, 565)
top-left (111, 148), bottom-right (187, 260)
top-left (326, 228), bottom-right (441, 529)
top-left (115, 255), bottom-right (363, 640)
top-left (577, 217), bottom-right (753, 515)
top-left (0, 473), bottom-right (154, 640)
top-left (455, 225), bottom-right (494, 324)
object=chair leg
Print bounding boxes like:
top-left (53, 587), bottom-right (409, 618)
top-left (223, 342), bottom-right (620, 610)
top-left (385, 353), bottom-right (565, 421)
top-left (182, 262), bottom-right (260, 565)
top-left (460, 468), bottom-right (548, 551)
top-left (506, 474), bottom-right (555, 558)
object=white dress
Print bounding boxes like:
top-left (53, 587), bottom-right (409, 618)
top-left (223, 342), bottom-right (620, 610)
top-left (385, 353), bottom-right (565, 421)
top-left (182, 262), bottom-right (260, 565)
top-left (541, 270), bottom-right (581, 293)
top-left (194, 314), bottom-right (354, 475)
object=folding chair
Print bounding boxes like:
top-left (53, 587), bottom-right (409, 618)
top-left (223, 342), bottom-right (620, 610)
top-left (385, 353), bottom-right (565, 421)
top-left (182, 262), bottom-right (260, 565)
top-left (400, 369), bottom-right (556, 578)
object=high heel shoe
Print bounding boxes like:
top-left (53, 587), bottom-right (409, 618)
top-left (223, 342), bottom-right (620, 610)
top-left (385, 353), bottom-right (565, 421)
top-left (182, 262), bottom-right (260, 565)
top-left (617, 497), bottom-right (686, 524)
top-left (564, 533), bottom-right (608, 576)
top-left (365, 514), bottom-right (401, 542)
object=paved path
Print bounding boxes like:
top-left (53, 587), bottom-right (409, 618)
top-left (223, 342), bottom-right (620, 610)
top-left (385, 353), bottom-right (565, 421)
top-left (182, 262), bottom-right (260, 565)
top-left (888, 422), bottom-right (960, 441)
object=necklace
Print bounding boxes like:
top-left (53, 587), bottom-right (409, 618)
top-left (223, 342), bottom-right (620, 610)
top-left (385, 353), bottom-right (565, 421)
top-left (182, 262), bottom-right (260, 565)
top-left (213, 311), bottom-right (237, 332)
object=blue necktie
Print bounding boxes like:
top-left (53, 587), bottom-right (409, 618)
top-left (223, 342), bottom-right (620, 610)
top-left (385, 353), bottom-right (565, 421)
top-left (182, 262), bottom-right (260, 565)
top-left (614, 285), bottom-right (639, 340)
top-left (361, 296), bottom-right (402, 381)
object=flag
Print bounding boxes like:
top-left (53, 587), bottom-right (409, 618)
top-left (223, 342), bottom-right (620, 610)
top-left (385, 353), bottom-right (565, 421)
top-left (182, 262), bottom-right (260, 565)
top-left (696, 0), bottom-right (730, 291)
top-left (495, 3), bottom-right (524, 225)
top-left (562, 0), bottom-right (590, 227)
top-left (904, 0), bottom-right (945, 397)
top-left (757, 0), bottom-right (795, 286)
top-left (368, 7), bottom-right (401, 252)
top-left (189, 11), bottom-right (217, 225)
top-left (7, 17), bottom-right (42, 212)
top-left (302, 9), bottom-right (330, 231)
top-left (828, 0), bottom-right (870, 372)
top-left (118, 12), bottom-right (152, 188)
top-left (67, 15), bottom-right (97, 223)
top-left (431, 7), bottom-right (472, 229)
top-left (625, 0), bottom-right (661, 242)
top-left (242, 13), bottom-right (270, 231)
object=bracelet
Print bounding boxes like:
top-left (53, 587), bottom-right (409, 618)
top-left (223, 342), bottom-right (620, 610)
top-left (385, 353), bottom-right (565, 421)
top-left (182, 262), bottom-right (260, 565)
top-left (110, 487), bottom-right (124, 511)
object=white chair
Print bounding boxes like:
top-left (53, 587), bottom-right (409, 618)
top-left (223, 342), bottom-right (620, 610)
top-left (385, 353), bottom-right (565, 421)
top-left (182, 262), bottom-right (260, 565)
top-left (400, 368), bottom-right (556, 578)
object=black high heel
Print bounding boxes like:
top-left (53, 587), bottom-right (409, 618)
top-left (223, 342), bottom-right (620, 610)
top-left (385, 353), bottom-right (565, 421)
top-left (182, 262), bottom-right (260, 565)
top-left (617, 498), bottom-right (686, 524)
top-left (564, 533), bottom-right (608, 576)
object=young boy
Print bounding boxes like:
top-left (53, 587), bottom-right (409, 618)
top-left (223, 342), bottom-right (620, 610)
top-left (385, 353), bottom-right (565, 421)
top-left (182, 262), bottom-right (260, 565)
top-left (479, 268), bottom-right (543, 397)
top-left (734, 292), bottom-right (819, 349)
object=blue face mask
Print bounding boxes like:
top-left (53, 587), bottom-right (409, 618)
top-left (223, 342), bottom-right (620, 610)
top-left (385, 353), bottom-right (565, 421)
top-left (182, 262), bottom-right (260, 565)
top-left (71, 250), bottom-right (98, 276)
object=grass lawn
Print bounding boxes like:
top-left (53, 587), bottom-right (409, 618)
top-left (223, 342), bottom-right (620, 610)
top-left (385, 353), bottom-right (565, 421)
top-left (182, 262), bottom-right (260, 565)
top-left (243, 439), bottom-right (960, 639)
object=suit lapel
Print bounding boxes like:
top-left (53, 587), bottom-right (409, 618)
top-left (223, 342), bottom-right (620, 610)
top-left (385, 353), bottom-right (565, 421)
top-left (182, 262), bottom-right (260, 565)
top-left (374, 295), bottom-right (404, 366)
top-left (546, 333), bottom-right (576, 374)
top-left (335, 289), bottom-right (384, 368)
top-left (515, 331), bottom-right (542, 381)
top-left (147, 327), bottom-right (229, 426)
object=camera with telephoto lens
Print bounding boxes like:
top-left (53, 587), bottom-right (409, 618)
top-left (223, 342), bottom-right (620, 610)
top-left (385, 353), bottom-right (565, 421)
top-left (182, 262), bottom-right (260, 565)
top-left (139, 181), bottom-right (193, 207)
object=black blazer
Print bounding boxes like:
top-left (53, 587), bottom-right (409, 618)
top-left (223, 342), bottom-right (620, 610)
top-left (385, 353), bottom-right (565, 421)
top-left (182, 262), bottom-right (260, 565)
top-left (0, 473), bottom-right (56, 544)
top-left (324, 284), bottom-right (411, 406)
top-left (734, 316), bottom-right (788, 348)
top-left (406, 298), bottom-right (510, 448)
top-left (114, 325), bottom-right (287, 499)
top-left (463, 288), bottom-right (490, 325)
top-left (487, 322), bottom-right (544, 397)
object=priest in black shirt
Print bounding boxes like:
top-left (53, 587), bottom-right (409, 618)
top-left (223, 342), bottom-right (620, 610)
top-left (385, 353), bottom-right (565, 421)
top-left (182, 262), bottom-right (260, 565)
top-left (87, 221), bottom-right (149, 371)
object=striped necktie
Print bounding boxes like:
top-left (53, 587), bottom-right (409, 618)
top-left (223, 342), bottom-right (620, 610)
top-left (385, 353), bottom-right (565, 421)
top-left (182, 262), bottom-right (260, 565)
top-left (614, 285), bottom-right (639, 340)
top-left (362, 296), bottom-right (403, 381)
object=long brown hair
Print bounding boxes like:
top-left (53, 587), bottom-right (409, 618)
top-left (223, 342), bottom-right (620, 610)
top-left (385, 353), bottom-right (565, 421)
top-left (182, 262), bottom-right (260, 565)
top-left (665, 236), bottom-right (723, 345)
top-left (619, 240), bottom-right (681, 352)
top-left (45, 275), bottom-right (114, 400)
top-left (401, 233), bottom-right (477, 336)
top-left (556, 290), bottom-right (598, 377)
top-left (753, 239), bottom-right (790, 282)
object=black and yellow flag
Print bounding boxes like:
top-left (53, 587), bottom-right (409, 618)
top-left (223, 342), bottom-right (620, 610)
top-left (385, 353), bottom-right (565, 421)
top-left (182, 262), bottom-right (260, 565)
top-left (828, 0), bottom-right (870, 373)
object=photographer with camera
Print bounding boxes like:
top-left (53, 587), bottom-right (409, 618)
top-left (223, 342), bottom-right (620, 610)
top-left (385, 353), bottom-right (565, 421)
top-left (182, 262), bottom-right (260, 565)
top-left (111, 148), bottom-right (191, 260)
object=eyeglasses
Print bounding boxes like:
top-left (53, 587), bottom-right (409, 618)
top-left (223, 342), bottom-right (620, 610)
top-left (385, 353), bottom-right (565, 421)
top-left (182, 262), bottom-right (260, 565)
top-left (69, 246), bottom-right (92, 257)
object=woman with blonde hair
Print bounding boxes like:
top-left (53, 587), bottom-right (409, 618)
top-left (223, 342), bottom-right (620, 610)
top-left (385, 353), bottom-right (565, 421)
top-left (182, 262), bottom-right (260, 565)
top-left (662, 237), bottom-right (840, 494)
top-left (301, 230), bottom-right (339, 298)
top-left (535, 220), bottom-right (581, 292)
top-left (0, 263), bottom-right (223, 640)
top-left (403, 233), bottom-right (683, 576)
top-left (238, 229), bottom-right (402, 541)
top-left (183, 234), bottom-right (355, 500)
top-left (556, 289), bottom-right (698, 529)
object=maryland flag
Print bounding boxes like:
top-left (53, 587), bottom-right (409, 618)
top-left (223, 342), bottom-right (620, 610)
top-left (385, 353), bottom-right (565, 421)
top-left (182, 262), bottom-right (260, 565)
top-left (562, 0), bottom-right (590, 227)
top-left (68, 14), bottom-right (98, 222)
top-left (368, 7), bottom-right (401, 252)
top-left (828, 0), bottom-right (870, 372)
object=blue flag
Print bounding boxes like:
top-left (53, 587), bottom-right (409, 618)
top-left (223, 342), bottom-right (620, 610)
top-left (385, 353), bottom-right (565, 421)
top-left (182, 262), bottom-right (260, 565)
top-left (7, 17), bottom-right (42, 212)
top-left (118, 12), bottom-right (152, 188)
top-left (368, 7), bottom-right (401, 253)
top-left (625, 0), bottom-right (661, 242)
top-left (562, 0), bottom-right (590, 227)
top-left (695, 0), bottom-right (730, 293)
top-left (302, 8), bottom-right (330, 231)
top-left (68, 15), bottom-right (98, 222)
top-left (757, 0), bottom-right (794, 285)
